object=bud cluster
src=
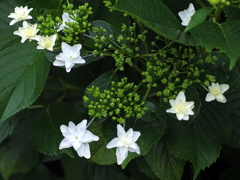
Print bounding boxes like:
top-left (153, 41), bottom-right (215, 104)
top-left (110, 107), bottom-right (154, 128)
top-left (92, 22), bottom-right (148, 71)
top-left (37, 3), bottom-right (92, 44)
top-left (83, 78), bottom-right (147, 124)
top-left (141, 46), bottom-right (217, 102)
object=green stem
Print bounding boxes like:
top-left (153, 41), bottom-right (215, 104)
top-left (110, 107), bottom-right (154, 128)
top-left (133, 81), bottom-right (144, 93)
top-left (142, 82), bottom-right (153, 102)
top-left (213, 6), bottom-right (223, 23)
top-left (27, 105), bottom-right (46, 109)
top-left (132, 63), bottom-right (143, 74)
top-left (201, 83), bottom-right (210, 92)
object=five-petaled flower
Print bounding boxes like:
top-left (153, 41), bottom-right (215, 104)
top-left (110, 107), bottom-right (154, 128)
top-left (13, 21), bottom-right (39, 43)
top-left (37, 34), bottom-right (57, 51)
top-left (53, 42), bottom-right (85, 72)
top-left (106, 124), bottom-right (140, 165)
top-left (8, 6), bottom-right (33, 26)
top-left (59, 120), bottom-right (99, 159)
top-left (166, 91), bottom-right (194, 121)
top-left (57, 12), bottom-right (76, 32)
top-left (205, 82), bottom-right (229, 103)
top-left (178, 3), bottom-right (195, 26)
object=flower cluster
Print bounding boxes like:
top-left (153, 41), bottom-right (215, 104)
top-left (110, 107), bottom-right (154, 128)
top-left (59, 120), bottom-right (140, 165)
top-left (8, 6), bottom-right (86, 73)
top-left (166, 82), bottom-right (229, 121)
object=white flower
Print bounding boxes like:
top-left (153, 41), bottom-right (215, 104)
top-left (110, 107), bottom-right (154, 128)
top-left (166, 91), bottom-right (194, 121)
top-left (59, 120), bottom-right (99, 159)
top-left (178, 3), bottom-right (195, 26)
top-left (57, 12), bottom-right (76, 32)
top-left (8, 6), bottom-right (33, 26)
top-left (205, 82), bottom-right (229, 103)
top-left (106, 124), bottom-right (140, 165)
top-left (13, 21), bottom-right (39, 43)
top-left (53, 42), bottom-right (85, 73)
top-left (37, 34), bottom-right (57, 51)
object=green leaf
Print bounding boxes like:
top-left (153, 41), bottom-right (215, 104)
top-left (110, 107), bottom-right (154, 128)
top-left (9, 165), bottom-right (63, 180)
top-left (112, 0), bottom-right (199, 46)
top-left (89, 20), bottom-right (118, 42)
top-left (224, 87), bottom-right (240, 148)
top-left (0, 112), bottom-right (23, 143)
top-left (0, 42), bottom-right (50, 124)
top-left (31, 101), bottom-right (78, 156)
top-left (0, 113), bottom-right (39, 180)
top-left (224, 6), bottom-right (240, 20)
top-left (190, 21), bottom-right (240, 69)
top-left (136, 157), bottom-right (159, 180)
top-left (226, 59), bottom-right (240, 88)
top-left (144, 139), bottom-right (185, 180)
top-left (165, 94), bottom-right (231, 179)
top-left (0, 29), bottom-right (18, 50)
top-left (185, 7), bottom-right (213, 32)
top-left (62, 155), bottom-right (130, 180)
top-left (102, 106), bottom-right (167, 168)
top-left (88, 122), bottom-right (116, 165)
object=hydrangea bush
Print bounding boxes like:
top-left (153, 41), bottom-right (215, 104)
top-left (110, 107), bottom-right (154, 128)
top-left (1, 0), bottom-right (240, 179)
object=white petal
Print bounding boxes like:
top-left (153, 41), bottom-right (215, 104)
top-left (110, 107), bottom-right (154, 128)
top-left (71, 44), bottom-right (82, 57)
top-left (66, 63), bottom-right (74, 73)
top-left (176, 91), bottom-right (186, 102)
top-left (65, 60), bottom-right (74, 69)
top-left (219, 84), bottom-right (229, 94)
top-left (74, 57), bottom-right (85, 64)
top-left (216, 94), bottom-right (227, 103)
top-left (82, 130), bottom-right (99, 143)
top-left (132, 131), bottom-right (141, 142)
top-left (76, 143), bottom-right (91, 159)
top-left (116, 146), bottom-right (128, 165)
top-left (72, 141), bottom-right (81, 150)
top-left (61, 42), bottom-right (72, 52)
top-left (128, 143), bottom-right (140, 154)
top-left (166, 108), bottom-right (175, 113)
top-left (106, 138), bottom-right (123, 148)
top-left (188, 3), bottom-right (195, 12)
top-left (68, 121), bottom-right (76, 133)
top-left (117, 124), bottom-right (126, 137)
top-left (53, 60), bottom-right (65, 66)
top-left (182, 115), bottom-right (190, 121)
top-left (59, 138), bottom-right (72, 149)
top-left (60, 125), bottom-right (69, 133)
top-left (205, 93), bottom-right (215, 102)
top-left (176, 112), bottom-right (185, 120)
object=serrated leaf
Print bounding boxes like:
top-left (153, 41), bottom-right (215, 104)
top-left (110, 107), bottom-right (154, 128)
top-left (102, 106), bottom-right (167, 168)
top-left (0, 112), bottom-right (23, 143)
top-left (224, 6), bottom-right (240, 21)
top-left (112, 0), bottom-right (199, 46)
top-left (190, 21), bottom-right (240, 69)
top-left (0, 42), bottom-right (50, 124)
top-left (31, 101), bottom-right (78, 156)
top-left (165, 94), bottom-right (231, 179)
top-left (185, 7), bottom-right (213, 32)
top-left (0, 112), bottom-right (39, 180)
top-left (136, 157), bottom-right (159, 180)
top-left (63, 155), bottom-right (130, 180)
top-left (144, 139), bottom-right (185, 180)
top-left (226, 59), bottom-right (240, 88)
top-left (224, 87), bottom-right (240, 148)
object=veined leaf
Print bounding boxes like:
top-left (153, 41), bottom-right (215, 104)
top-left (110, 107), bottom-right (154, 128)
top-left (165, 93), bottom-right (231, 179)
top-left (31, 101), bottom-right (78, 156)
top-left (0, 42), bottom-right (50, 124)
top-left (112, 0), bottom-right (199, 46)
top-left (190, 20), bottom-right (240, 69)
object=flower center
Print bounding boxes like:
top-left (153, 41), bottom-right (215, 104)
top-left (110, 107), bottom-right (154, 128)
top-left (25, 27), bottom-right (35, 37)
top-left (212, 88), bottom-right (220, 95)
top-left (75, 136), bottom-right (78, 140)
top-left (122, 137), bottom-right (131, 145)
top-left (16, 10), bottom-right (26, 18)
top-left (44, 39), bottom-right (52, 48)
top-left (177, 104), bottom-right (186, 112)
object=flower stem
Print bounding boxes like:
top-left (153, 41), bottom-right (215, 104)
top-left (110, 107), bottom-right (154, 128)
top-left (87, 118), bottom-right (95, 128)
top-left (27, 105), bottom-right (46, 109)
